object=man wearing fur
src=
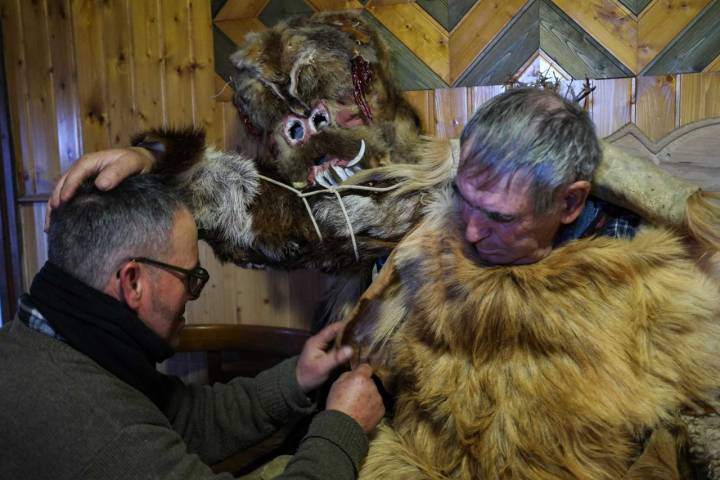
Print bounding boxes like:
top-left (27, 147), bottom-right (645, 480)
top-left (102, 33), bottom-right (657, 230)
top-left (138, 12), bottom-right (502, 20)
top-left (1, 175), bottom-right (384, 480)
top-left (339, 87), bottom-right (720, 479)
top-left (46, 12), bottom-right (720, 477)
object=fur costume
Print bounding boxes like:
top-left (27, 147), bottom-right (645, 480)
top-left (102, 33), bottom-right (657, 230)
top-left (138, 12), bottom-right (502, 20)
top-left (129, 11), bottom-right (720, 477)
top-left (341, 189), bottom-right (720, 479)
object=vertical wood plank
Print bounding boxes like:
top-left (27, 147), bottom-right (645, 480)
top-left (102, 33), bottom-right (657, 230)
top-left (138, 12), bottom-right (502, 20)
top-left (679, 72), bottom-right (720, 125)
top-left (161, 0), bottom-right (194, 127)
top-left (19, 203), bottom-right (48, 291)
top-left (185, 240), bottom-right (228, 324)
top-left (102, 0), bottom-right (135, 147)
top-left (188, 0), bottom-right (216, 131)
top-left (467, 85), bottom-right (504, 117)
top-left (130, 0), bottom-right (164, 131)
top-left (635, 75), bottom-right (676, 141)
top-left (590, 78), bottom-right (633, 137)
top-left (19, 0), bottom-right (60, 193)
top-left (403, 90), bottom-right (435, 135)
top-left (72, 0), bottom-right (111, 153)
top-left (47, 0), bottom-right (81, 175)
top-left (434, 88), bottom-right (468, 139)
top-left (0, 0), bottom-right (35, 196)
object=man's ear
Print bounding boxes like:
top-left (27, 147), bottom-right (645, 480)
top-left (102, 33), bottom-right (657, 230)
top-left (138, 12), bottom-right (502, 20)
top-left (559, 180), bottom-right (591, 225)
top-left (115, 262), bottom-right (144, 309)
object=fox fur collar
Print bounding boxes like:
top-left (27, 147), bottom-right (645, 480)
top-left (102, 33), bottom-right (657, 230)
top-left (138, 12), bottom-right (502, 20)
top-left (343, 189), bottom-right (720, 479)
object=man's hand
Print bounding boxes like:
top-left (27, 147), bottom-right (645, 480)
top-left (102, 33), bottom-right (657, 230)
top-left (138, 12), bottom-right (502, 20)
top-left (45, 147), bottom-right (156, 231)
top-left (296, 322), bottom-right (353, 394)
top-left (326, 363), bottom-right (385, 433)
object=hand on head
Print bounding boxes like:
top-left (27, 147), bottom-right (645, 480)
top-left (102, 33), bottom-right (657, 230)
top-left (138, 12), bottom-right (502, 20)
top-left (45, 147), bottom-right (156, 231)
top-left (296, 322), bottom-right (385, 433)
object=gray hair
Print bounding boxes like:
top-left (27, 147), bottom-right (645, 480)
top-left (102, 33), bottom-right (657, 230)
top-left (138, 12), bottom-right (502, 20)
top-left (459, 87), bottom-right (601, 214)
top-left (48, 175), bottom-right (187, 290)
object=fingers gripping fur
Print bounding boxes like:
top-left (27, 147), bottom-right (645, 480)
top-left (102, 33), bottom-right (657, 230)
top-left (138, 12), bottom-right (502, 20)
top-left (176, 147), bottom-right (259, 251)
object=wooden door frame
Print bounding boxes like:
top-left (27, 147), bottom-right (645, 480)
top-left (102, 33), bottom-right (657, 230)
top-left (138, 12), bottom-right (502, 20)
top-left (0, 22), bottom-right (23, 326)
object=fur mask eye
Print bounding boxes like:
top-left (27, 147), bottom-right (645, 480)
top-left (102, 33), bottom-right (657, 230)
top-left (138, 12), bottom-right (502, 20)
top-left (310, 106), bottom-right (331, 133)
top-left (284, 116), bottom-right (306, 145)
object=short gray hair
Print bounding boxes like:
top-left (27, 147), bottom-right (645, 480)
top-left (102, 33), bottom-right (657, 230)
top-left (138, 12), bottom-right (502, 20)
top-left (459, 87), bottom-right (601, 214)
top-left (48, 175), bottom-right (187, 290)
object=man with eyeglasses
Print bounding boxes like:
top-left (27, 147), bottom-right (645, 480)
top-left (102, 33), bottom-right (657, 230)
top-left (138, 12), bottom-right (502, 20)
top-left (0, 175), bottom-right (384, 480)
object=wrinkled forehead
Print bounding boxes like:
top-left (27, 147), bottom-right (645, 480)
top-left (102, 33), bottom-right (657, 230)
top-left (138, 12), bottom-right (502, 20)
top-left (456, 167), bottom-right (535, 210)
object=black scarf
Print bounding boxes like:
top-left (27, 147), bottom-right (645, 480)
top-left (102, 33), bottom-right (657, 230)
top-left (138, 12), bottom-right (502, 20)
top-left (27, 261), bottom-right (176, 409)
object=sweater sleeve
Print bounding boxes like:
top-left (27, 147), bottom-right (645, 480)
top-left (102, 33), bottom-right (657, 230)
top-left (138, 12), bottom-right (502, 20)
top-left (164, 357), bottom-right (316, 464)
top-left (278, 410), bottom-right (369, 480)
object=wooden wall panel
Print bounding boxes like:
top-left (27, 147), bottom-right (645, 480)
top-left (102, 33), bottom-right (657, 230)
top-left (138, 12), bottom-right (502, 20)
top-left (189, 0), bottom-right (216, 131)
top-left (1, 0), bottom-right (34, 196)
top-left (47, 0), bottom-right (81, 175)
top-left (548, 0), bottom-right (638, 73)
top-left (103, 0), bottom-right (135, 147)
top-left (403, 90), bottom-right (435, 135)
top-left (72, 1), bottom-right (112, 153)
top-left (161, 0), bottom-right (195, 127)
top-left (130, 0), bottom-right (165, 131)
top-left (635, 75), bottom-right (677, 140)
top-left (434, 88), bottom-right (468, 139)
top-left (365, 2), bottom-right (450, 83)
top-left (449, 0), bottom-right (527, 84)
top-left (679, 72), bottom-right (720, 125)
top-left (589, 78), bottom-right (633, 138)
top-left (18, 203), bottom-right (48, 291)
top-left (18, 0), bottom-right (60, 194)
top-left (637, 0), bottom-right (712, 72)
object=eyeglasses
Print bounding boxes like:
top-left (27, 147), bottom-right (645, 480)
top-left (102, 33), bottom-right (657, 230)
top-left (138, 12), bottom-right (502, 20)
top-left (119, 257), bottom-right (210, 299)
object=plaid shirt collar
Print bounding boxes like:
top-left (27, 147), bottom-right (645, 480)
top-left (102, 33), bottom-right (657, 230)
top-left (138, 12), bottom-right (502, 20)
top-left (17, 294), bottom-right (65, 342)
top-left (555, 196), bottom-right (640, 245)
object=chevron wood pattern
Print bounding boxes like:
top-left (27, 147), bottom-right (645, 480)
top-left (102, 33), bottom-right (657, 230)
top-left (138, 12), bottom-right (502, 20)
top-left (212, 0), bottom-right (720, 89)
top-left (449, 0), bottom-right (528, 84)
top-left (365, 1), bottom-right (450, 82)
top-left (637, 0), bottom-right (712, 72)
top-left (644, 0), bottom-right (720, 74)
top-left (706, 52), bottom-right (720, 71)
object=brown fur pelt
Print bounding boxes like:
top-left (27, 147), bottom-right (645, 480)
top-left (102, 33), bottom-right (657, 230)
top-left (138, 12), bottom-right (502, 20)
top-left (342, 188), bottom-right (720, 479)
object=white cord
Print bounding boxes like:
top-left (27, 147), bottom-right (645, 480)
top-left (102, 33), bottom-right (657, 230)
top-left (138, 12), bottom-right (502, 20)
top-left (257, 173), bottom-right (402, 262)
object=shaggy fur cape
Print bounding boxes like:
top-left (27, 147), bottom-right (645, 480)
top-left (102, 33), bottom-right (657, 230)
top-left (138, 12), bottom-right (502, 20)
top-left (342, 190), bottom-right (720, 479)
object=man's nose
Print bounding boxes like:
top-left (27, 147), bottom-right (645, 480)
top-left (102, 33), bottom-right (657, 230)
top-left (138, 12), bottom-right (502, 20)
top-left (464, 213), bottom-right (489, 243)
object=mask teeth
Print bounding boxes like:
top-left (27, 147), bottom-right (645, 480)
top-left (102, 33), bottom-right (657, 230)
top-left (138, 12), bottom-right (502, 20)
top-left (346, 139), bottom-right (365, 167)
top-left (316, 171), bottom-right (336, 188)
top-left (332, 165), bottom-right (349, 181)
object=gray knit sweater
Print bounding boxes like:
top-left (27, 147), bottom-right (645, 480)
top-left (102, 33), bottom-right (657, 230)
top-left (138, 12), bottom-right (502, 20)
top-left (0, 320), bottom-right (368, 479)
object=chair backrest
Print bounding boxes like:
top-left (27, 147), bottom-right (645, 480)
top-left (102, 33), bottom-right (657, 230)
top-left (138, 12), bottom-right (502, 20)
top-left (176, 324), bottom-right (311, 383)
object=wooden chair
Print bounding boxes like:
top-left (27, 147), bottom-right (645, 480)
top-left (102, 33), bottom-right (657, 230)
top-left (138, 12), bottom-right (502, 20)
top-left (175, 323), bottom-right (312, 383)
top-left (174, 323), bottom-right (313, 475)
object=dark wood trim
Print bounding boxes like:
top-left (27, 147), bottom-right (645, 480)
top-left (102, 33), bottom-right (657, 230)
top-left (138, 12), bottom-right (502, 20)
top-left (0, 21), bottom-right (23, 326)
top-left (176, 324), bottom-right (311, 383)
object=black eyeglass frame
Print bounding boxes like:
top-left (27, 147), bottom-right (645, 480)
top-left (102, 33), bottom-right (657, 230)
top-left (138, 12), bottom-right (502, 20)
top-left (119, 257), bottom-right (210, 299)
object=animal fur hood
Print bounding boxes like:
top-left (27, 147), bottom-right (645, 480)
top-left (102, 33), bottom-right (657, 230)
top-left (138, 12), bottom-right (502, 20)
top-left (343, 188), bottom-right (720, 479)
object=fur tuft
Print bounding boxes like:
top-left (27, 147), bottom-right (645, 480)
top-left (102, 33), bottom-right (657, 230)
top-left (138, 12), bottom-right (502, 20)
top-left (131, 127), bottom-right (206, 176)
top-left (685, 191), bottom-right (720, 255)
